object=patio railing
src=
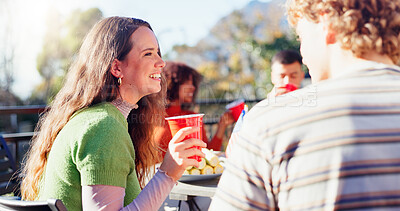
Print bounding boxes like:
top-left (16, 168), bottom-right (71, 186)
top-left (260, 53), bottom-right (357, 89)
top-left (0, 98), bottom-right (263, 169)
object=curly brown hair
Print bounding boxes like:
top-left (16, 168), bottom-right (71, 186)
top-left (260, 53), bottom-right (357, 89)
top-left (287, 0), bottom-right (400, 63)
top-left (163, 61), bottom-right (202, 106)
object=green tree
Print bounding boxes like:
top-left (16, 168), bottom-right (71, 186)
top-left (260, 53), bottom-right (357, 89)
top-left (30, 8), bottom-right (103, 104)
top-left (168, 0), bottom-right (300, 101)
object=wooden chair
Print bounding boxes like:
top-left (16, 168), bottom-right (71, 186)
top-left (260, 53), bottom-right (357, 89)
top-left (0, 196), bottom-right (68, 211)
top-left (0, 135), bottom-right (19, 196)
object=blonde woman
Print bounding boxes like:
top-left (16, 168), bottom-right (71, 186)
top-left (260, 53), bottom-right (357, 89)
top-left (21, 17), bottom-right (206, 211)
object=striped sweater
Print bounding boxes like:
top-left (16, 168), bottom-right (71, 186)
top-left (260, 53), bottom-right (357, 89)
top-left (210, 62), bottom-right (400, 211)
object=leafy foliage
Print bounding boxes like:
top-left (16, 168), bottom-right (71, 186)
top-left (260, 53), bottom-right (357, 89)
top-left (167, 0), bottom-right (300, 101)
top-left (30, 8), bottom-right (103, 104)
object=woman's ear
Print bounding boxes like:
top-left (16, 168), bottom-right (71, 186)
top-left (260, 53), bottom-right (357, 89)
top-left (110, 59), bottom-right (123, 78)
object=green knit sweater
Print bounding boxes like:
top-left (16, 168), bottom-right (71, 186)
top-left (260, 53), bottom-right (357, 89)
top-left (38, 103), bottom-right (140, 211)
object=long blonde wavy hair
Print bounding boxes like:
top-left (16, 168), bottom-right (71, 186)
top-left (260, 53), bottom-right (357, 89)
top-left (287, 0), bottom-right (400, 64)
top-left (21, 16), bottom-right (166, 200)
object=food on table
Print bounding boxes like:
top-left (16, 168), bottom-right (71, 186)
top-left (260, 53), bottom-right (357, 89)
top-left (189, 168), bottom-right (200, 175)
top-left (202, 148), bottom-right (219, 167)
top-left (198, 157), bottom-right (206, 169)
top-left (201, 165), bottom-right (214, 175)
top-left (214, 164), bottom-right (224, 174)
top-left (184, 148), bottom-right (224, 175)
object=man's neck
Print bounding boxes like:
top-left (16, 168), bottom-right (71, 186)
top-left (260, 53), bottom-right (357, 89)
top-left (328, 44), bottom-right (394, 79)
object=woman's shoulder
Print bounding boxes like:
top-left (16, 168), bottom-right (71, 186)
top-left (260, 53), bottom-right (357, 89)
top-left (71, 102), bottom-right (124, 123)
top-left (62, 103), bottom-right (128, 138)
top-left (57, 103), bottom-right (132, 149)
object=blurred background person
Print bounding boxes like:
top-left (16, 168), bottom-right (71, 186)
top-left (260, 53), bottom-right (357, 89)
top-left (225, 49), bottom-right (305, 157)
top-left (154, 61), bottom-right (235, 160)
top-left (268, 49), bottom-right (305, 97)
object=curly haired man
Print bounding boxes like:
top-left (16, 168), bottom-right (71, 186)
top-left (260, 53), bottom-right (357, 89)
top-left (210, 0), bottom-right (400, 210)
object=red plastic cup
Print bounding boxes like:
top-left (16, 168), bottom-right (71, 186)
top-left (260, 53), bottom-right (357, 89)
top-left (165, 114), bottom-right (204, 162)
top-left (225, 99), bottom-right (245, 122)
top-left (285, 83), bottom-right (298, 92)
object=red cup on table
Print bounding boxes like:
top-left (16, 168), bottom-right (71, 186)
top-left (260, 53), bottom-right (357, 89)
top-left (165, 114), bottom-right (204, 162)
top-left (225, 99), bottom-right (245, 122)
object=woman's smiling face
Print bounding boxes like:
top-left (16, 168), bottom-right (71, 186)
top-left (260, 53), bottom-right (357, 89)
top-left (118, 26), bottom-right (165, 104)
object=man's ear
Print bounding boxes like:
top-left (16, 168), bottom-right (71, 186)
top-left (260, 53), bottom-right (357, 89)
top-left (325, 30), bottom-right (336, 45)
top-left (110, 59), bottom-right (123, 78)
top-left (300, 68), bottom-right (306, 79)
top-left (320, 14), bottom-right (336, 45)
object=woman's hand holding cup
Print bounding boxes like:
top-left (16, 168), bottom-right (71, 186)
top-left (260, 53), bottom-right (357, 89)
top-left (159, 126), bottom-right (206, 181)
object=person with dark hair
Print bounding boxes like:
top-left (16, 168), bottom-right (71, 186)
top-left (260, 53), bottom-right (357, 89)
top-left (154, 61), bottom-right (235, 160)
top-left (211, 0), bottom-right (400, 209)
top-left (225, 50), bottom-right (304, 158)
top-left (271, 49), bottom-right (303, 65)
top-left (164, 61), bottom-right (202, 110)
top-left (269, 49), bottom-right (305, 97)
top-left (21, 17), bottom-right (206, 211)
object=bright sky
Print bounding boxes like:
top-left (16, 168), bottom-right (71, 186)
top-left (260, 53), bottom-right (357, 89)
top-left (2, 0), bottom-right (270, 100)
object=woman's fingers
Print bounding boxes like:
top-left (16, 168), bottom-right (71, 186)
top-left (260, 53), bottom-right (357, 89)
top-left (173, 137), bottom-right (207, 149)
top-left (176, 141), bottom-right (205, 156)
top-left (184, 156), bottom-right (203, 168)
top-left (168, 137), bottom-right (205, 164)
top-left (160, 136), bottom-right (206, 180)
top-left (162, 127), bottom-right (207, 179)
top-left (170, 126), bottom-right (200, 144)
top-left (169, 138), bottom-right (206, 159)
top-left (178, 145), bottom-right (205, 168)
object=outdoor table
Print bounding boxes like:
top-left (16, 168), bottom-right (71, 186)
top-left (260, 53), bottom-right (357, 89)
top-left (169, 176), bottom-right (220, 210)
